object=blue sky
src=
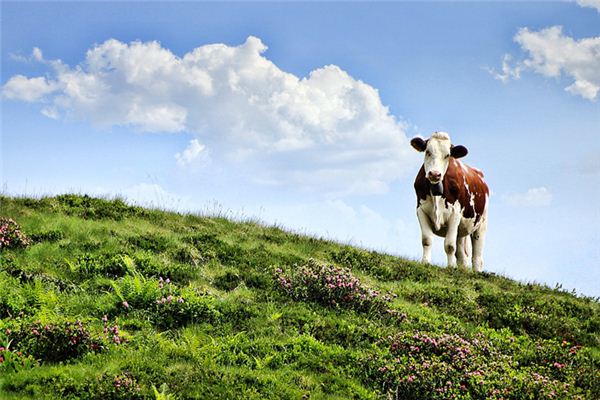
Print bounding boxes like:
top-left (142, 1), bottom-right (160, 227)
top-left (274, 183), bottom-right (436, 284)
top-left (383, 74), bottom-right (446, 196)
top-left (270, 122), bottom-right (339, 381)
top-left (2, 1), bottom-right (599, 296)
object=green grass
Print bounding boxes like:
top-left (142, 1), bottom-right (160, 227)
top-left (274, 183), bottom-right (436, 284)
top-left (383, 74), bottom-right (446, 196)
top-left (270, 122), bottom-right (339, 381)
top-left (1, 194), bottom-right (598, 399)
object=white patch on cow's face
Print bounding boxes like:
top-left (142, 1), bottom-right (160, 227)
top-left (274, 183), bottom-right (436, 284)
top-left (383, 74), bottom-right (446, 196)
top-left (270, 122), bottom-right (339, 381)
top-left (423, 132), bottom-right (452, 183)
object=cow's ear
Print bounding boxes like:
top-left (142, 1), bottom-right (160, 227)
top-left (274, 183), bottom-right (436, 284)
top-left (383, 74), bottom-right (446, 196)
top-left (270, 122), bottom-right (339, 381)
top-left (410, 137), bottom-right (427, 152)
top-left (451, 145), bottom-right (468, 159)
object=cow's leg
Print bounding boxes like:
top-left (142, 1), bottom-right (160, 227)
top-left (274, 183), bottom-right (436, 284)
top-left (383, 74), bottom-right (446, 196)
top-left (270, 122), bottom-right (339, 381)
top-left (456, 236), bottom-right (470, 268)
top-left (444, 209), bottom-right (461, 268)
top-left (471, 218), bottom-right (487, 272)
top-left (417, 207), bottom-right (434, 264)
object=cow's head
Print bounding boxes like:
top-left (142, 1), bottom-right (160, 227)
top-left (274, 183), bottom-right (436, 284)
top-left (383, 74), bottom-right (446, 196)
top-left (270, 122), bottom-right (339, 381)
top-left (410, 131), bottom-right (468, 185)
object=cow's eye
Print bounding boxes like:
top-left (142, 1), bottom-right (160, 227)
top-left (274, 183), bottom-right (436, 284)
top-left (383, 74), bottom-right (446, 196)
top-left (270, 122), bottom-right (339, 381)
top-left (445, 154), bottom-right (450, 159)
top-left (426, 151), bottom-right (431, 156)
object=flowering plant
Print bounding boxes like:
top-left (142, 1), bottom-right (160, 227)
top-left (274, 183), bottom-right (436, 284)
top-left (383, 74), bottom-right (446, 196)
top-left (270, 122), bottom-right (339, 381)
top-left (152, 278), bottom-right (218, 329)
top-left (3, 320), bottom-right (105, 363)
top-left (0, 218), bottom-right (32, 250)
top-left (365, 330), bottom-right (584, 399)
top-left (274, 259), bottom-right (396, 313)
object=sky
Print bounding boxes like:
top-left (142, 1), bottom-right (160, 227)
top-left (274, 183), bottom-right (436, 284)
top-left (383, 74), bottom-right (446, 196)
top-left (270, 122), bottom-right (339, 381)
top-left (2, 1), bottom-right (599, 297)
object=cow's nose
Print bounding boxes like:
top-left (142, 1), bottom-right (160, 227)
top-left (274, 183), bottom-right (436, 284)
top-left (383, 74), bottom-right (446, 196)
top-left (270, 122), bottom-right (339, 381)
top-left (428, 171), bottom-right (442, 182)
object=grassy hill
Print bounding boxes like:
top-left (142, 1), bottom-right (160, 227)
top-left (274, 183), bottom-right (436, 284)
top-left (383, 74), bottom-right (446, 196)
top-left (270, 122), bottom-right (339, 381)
top-left (0, 194), bottom-right (598, 399)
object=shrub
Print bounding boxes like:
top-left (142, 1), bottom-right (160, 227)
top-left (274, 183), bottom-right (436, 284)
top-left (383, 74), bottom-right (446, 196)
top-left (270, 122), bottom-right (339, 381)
top-left (0, 218), bottom-right (32, 250)
top-left (4, 320), bottom-right (105, 363)
top-left (364, 330), bottom-right (589, 399)
top-left (91, 372), bottom-right (143, 400)
top-left (274, 259), bottom-right (395, 313)
top-left (111, 275), bottom-right (220, 329)
top-left (153, 286), bottom-right (220, 330)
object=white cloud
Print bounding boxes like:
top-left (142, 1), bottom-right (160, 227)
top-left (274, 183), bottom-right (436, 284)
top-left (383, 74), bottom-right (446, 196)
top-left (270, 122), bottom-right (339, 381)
top-left (493, 26), bottom-right (600, 101)
top-left (488, 54), bottom-right (521, 83)
top-left (2, 75), bottom-right (56, 102)
top-left (577, 0), bottom-right (600, 13)
top-left (504, 187), bottom-right (553, 207)
top-left (2, 36), bottom-right (416, 195)
top-left (32, 47), bottom-right (44, 62)
top-left (175, 139), bottom-right (207, 167)
top-left (10, 47), bottom-right (45, 63)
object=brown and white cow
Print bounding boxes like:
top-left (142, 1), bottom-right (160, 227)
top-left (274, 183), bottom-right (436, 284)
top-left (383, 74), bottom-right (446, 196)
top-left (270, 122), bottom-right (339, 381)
top-left (410, 132), bottom-right (489, 271)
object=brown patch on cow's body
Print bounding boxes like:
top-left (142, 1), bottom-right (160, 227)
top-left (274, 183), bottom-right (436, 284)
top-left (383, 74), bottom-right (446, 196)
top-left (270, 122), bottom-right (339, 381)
top-left (414, 158), bottom-right (488, 223)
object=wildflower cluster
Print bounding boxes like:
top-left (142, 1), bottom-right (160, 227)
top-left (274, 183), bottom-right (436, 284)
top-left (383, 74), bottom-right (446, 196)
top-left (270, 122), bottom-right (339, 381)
top-left (92, 372), bottom-right (143, 400)
top-left (274, 259), bottom-right (396, 313)
top-left (4, 320), bottom-right (104, 363)
top-left (102, 315), bottom-right (128, 345)
top-left (111, 373), bottom-right (142, 398)
top-left (365, 330), bottom-right (588, 399)
top-left (0, 218), bottom-right (32, 250)
top-left (152, 280), bottom-right (218, 329)
top-left (113, 275), bottom-right (219, 329)
top-left (155, 277), bottom-right (185, 305)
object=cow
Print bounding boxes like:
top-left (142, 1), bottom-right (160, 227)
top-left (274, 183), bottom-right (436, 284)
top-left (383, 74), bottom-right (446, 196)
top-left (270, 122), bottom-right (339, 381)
top-left (410, 131), bottom-right (489, 271)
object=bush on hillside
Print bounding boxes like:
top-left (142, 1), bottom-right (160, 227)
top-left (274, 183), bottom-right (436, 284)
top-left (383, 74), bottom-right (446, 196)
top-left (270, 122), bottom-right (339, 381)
top-left (111, 275), bottom-right (220, 329)
top-left (364, 329), bottom-right (596, 399)
top-left (0, 218), bottom-right (32, 250)
top-left (95, 372), bottom-right (143, 400)
top-left (153, 285), bottom-right (220, 330)
top-left (3, 320), bottom-right (105, 363)
top-left (274, 259), bottom-right (396, 313)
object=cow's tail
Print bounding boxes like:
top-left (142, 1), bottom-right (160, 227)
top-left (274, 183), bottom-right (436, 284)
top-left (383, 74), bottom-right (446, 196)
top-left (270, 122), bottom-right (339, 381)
top-left (465, 236), bottom-right (472, 261)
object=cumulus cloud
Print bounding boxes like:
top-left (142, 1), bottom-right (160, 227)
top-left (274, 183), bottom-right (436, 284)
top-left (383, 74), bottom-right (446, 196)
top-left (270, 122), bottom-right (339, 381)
top-left (504, 187), bottom-right (553, 207)
top-left (2, 75), bottom-right (56, 102)
top-left (2, 37), bottom-right (416, 195)
top-left (577, 0), bottom-right (600, 13)
top-left (492, 26), bottom-right (600, 101)
top-left (10, 47), bottom-right (45, 63)
top-left (175, 139), bottom-right (207, 167)
top-left (488, 54), bottom-right (522, 83)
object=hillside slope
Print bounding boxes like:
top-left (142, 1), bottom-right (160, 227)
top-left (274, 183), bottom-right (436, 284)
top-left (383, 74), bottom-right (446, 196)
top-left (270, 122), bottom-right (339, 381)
top-left (0, 194), bottom-right (598, 399)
